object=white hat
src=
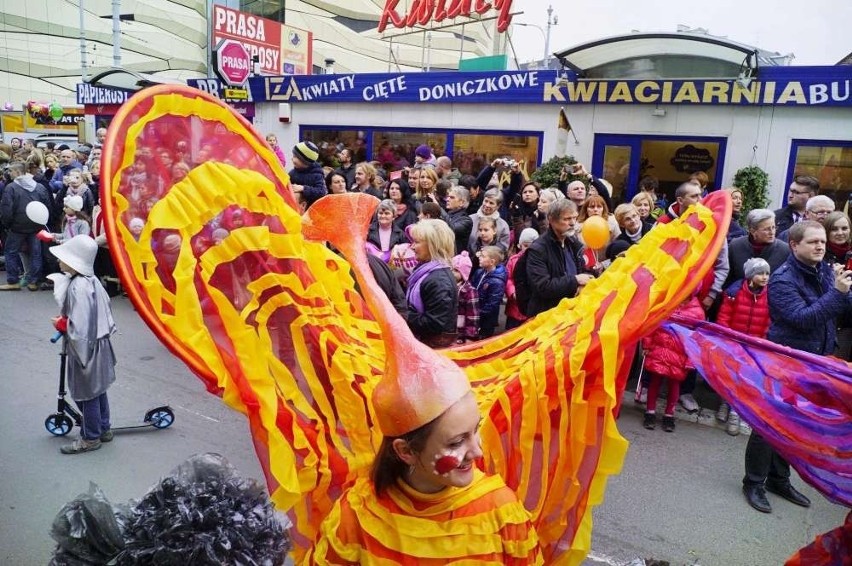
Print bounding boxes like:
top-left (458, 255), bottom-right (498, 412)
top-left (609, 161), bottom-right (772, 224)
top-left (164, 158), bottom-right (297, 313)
top-left (63, 194), bottom-right (84, 212)
top-left (50, 234), bottom-right (97, 276)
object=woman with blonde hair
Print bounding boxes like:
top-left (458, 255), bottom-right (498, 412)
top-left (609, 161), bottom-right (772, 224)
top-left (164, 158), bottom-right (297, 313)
top-left (414, 166), bottom-right (439, 208)
top-left (405, 219), bottom-right (459, 347)
top-left (631, 191), bottom-right (656, 228)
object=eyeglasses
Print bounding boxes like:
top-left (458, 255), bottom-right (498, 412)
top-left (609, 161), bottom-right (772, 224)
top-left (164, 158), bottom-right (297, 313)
top-left (809, 209), bottom-right (832, 217)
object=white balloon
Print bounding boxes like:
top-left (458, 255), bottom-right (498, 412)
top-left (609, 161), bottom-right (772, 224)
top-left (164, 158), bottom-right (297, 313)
top-left (26, 201), bottom-right (49, 225)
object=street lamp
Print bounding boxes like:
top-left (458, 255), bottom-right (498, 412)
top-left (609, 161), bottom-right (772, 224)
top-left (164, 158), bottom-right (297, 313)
top-left (545, 5), bottom-right (558, 68)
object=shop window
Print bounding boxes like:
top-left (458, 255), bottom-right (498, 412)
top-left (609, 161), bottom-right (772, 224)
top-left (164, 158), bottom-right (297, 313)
top-left (372, 131), bottom-right (447, 172)
top-left (639, 139), bottom-right (720, 201)
top-left (452, 133), bottom-right (541, 177)
top-left (300, 128), bottom-right (366, 167)
top-left (789, 140), bottom-right (852, 212)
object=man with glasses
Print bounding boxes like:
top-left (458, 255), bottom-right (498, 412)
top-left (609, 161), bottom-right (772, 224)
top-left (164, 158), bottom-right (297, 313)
top-left (49, 148), bottom-right (83, 194)
top-left (774, 175), bottom-right (819, 234)
top-left (777, 195), bottom-right (835, 243)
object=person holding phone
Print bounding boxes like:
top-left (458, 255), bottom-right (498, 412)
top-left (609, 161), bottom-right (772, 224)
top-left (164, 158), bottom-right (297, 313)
top-left (821, 210), bottom-right (852, 359)
top-left (742, 220), bottom-right (852, 513)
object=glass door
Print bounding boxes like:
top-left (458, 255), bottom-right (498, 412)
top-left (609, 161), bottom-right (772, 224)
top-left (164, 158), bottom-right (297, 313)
top-left (592, 134), bottom-right (728, 203)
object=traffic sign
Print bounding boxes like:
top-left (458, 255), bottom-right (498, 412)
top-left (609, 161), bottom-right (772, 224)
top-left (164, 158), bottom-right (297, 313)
top-left (215, 39), bottom-right (252, 87)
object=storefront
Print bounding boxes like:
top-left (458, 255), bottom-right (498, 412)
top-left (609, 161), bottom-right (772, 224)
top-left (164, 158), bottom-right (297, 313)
top-left (187, 62), bottom-right (849, 210)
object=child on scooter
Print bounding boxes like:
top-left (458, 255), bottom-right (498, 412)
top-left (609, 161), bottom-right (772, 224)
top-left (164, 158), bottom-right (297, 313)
top-left (49, 235), bottom-right (117, 454)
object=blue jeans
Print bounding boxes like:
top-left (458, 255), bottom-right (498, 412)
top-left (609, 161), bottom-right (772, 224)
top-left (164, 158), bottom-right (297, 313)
top-left (77, 392), bottom-right (111, 441)
top-left (4, 231), bottom-right (42, 284)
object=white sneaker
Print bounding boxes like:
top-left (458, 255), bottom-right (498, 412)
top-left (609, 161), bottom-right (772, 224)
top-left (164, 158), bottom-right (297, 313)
top-left (726, 411), bottom-right (741, 436)
top-left (679, 393), bottom-right (699, 412)
top-left (715, 402), bottom-right (730, 423)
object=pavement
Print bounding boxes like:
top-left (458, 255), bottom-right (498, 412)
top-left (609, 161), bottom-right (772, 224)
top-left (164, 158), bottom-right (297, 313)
top-left (0, 287), bottom-right (847, 566)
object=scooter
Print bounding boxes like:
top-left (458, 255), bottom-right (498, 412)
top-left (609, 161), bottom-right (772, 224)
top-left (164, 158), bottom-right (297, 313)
top-left (44, 331), bottom-right (175, 436)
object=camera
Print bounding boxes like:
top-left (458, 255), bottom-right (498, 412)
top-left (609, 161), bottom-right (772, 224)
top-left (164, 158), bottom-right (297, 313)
top-left (502, 158), bottom-right (517, 169)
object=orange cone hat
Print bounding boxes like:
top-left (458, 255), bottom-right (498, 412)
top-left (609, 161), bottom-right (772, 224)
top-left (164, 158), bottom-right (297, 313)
top-left (302, 193), bottom-right (471, 437)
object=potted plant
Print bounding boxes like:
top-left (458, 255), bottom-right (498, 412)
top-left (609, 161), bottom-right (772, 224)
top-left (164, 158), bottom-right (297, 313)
top-left (733, 165), bottom-right (770, 218)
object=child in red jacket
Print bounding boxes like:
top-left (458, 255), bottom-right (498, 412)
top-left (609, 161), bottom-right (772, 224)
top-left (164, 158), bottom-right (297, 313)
top-left (714, 258), bottom-right (771, 435)
top-left (642, 294), bottom-right (706, 432)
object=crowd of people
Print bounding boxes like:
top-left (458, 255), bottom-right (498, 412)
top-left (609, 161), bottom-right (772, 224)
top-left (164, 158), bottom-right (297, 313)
top-left (0, 129), bottom-right (111, 293)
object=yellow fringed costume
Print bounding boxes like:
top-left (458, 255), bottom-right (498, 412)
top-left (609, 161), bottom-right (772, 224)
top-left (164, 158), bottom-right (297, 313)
top-left (100, 85), bottom-right (731, 565)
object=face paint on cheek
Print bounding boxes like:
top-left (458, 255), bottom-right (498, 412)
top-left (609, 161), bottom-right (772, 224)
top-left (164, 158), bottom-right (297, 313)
top-left (433, 450), bottom-right (464, 476)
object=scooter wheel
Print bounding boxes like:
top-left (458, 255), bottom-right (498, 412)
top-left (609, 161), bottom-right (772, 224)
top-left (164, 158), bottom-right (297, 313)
top-left (148, 407), bottom-right (175, 429)
top-left (45, 414), bottom-right (74, 436)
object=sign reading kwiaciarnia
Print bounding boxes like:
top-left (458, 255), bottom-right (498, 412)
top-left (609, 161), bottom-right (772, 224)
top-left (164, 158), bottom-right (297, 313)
top-left (378, 0), bottom-right (516, 33)
top-left (190, 69), bottom-right (852, 107)
top-left (211, 4), bottom-right (312, 75)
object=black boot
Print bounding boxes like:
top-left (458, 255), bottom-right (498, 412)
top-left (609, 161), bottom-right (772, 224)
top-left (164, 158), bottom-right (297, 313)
top-left (662, 415), bottom-right (676, 432)
top-left (743, 484), bottom-right (772, 513)
top-left (643, 412), bottom-right (656, 430)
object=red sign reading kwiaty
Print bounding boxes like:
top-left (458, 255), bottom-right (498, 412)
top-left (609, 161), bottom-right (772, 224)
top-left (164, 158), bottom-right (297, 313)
top-left (211, 4), bottom-right (313, 76)
top-left (378, 0), bottom-right (515, 34)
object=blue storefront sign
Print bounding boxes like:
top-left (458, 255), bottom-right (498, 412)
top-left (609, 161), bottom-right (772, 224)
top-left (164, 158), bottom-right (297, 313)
top-left (188, 66), bottom-right (852, 107)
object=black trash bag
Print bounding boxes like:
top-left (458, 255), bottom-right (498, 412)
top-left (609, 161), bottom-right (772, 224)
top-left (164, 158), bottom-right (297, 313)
top-left (113, 453), bottom-right (291, 566)
top-left (49, 482), bottom-right (126, 565)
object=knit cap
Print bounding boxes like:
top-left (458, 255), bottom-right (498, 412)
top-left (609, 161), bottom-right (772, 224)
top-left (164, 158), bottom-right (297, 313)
top-left (293, 141), bottom-right (319, 164)
top-left (744, 257), bottom-right (770, 280)
top-left (452, 251), bottom-right (473, 282)
top-left (518, 228), bottom-right (539, 246)
top-left (415, 144), bottom-right (432, 159)
top-left (63, 194), bottom-right (84, 212)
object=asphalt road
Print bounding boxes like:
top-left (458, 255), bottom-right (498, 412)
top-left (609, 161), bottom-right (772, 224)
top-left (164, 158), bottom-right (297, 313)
top-left (0, 288), bottom-right (846, 565)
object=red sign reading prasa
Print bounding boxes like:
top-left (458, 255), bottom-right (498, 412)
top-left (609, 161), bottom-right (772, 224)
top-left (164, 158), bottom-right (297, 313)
top-left (378, 0), bottom-right (515, 33)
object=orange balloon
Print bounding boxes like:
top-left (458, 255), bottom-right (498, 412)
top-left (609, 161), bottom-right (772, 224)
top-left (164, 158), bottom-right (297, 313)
top-left (582, 216), bottom-right (610, 249)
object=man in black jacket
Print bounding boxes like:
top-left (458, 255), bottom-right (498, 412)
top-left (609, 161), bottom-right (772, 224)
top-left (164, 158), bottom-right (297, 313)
top-left (445, 187), bottom-right (473, 255)
top-left (0, 161), bottom-right (53, 290)
top-left (774, 175), bottom-right (819, 234)
top-left (524, 199), bottom-right (593, 316)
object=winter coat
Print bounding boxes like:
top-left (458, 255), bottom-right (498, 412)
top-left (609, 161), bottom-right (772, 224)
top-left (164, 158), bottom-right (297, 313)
top-left (726, 212), bottom-right (747, 242)
top-left (642, 296), bottom-right (705, 381)
top-left (767, 254), bottom-right (852, 355)
top-left (774, 205), bottom-right (800, 236)
top-left (406, 265), bottom-right (458, 343)
top-left (504, 250), bottom-right (527, 322)
top-left (716, 280), bottom-right (770, 338)
top-left (393, 205), bottom-right (418, 232)
top-left (446, 208), bottom-right (473, 255)
top-left (727, 235), bottom-right (789, 285)
top-left (524, 228), bottom-right (587, 317)
top-left (367, 221), bottom-right (407, 255)
top-left (49, 160), bottom-right (84, 193)
top-left (471, 264), bottom-right (507, 337)
top-left (0, 176), bottom-right (53, 233)
top-left (288, 162), bottom-right (327, 207)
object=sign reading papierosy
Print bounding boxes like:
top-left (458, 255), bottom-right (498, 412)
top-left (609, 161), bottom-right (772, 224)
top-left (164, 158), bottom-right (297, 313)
top-left (211, 4), bottom-right (312, 76)
top-left (216, 39), bottom-right (251, 86)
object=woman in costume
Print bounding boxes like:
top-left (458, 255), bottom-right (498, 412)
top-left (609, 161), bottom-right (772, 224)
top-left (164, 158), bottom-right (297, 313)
top-left (306, 208), bottom-right (541, 563)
